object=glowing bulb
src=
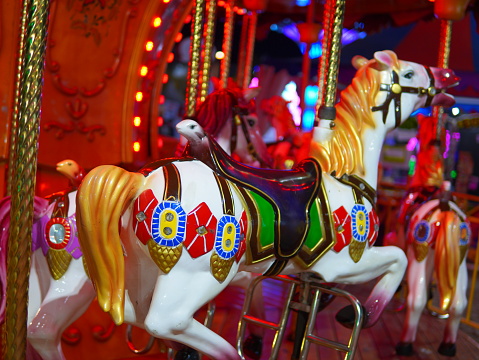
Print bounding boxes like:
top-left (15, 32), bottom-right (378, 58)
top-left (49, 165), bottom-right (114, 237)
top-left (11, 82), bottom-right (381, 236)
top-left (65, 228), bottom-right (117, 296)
top-left (145, 41), bottom-right (154, 51)
top-left (134, 116), bottom-right (141, 127)
top-left (140, 66), bottom-right (148, 76)
top-left (158, 117), bottom-right (164, 126)
top-left (451, 107), bottom-right (460, 116)
top-left (153, 17), bottom-right (162, 27)
top-left (167, 53), bottom-right (175, 63)
top-left (136, 92), bottom-right (143, 102)
top-left (157, 137), bottom-right (163, 148)
top-left (133, 142), bottom-right (141, 152)
top-left (162, 74), bottom-right (169, 83)
top-left (215, 51), bottom-right (225, 60)
top-left (163, 0), bottom-right (171, 3)
top-left (175, 33), bottom-right (183, 43)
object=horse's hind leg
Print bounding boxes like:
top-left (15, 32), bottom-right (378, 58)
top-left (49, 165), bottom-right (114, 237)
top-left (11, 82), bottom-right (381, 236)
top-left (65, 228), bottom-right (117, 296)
top-left (396, 248), bottom-right (433, 355)
top-left (145, 268), bottom-right (241, 360)
top-left (318, 246), bottom-right (407, 328)
top-left (439, 260), bottom-right (468, 357)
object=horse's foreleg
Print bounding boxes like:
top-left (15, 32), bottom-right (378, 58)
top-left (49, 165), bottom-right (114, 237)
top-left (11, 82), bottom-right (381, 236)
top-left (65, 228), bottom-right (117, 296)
top-left (145, 268), bottom-right (241, 360)
top-left (28, 260), bottom-right (95, 360)
top-left (439, 261), bottom-right (468, 356)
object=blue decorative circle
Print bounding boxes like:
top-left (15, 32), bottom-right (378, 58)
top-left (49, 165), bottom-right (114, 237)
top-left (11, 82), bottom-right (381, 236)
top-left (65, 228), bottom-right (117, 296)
top-left (215, 215), bottom-right (240, 260)
top-left (414, 220), bottom-right (430, 243)
top-left (351, 204), bottom-right (369, 243)
top-left (459, 222), bottom-right (470, 246)
top-left (151, 201), bottom-right (186, 247)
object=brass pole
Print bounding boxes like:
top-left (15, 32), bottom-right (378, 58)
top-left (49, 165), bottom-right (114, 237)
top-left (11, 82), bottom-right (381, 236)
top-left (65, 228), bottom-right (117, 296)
top-left (6, 0), bottom-right (29, 196)
top-left (4, 0), bottom-right (50, 358)
top-left (185, 0), bottom-right (206, 117)
top-left (433, 19), bottom-right (452, 140)
top-left (236, 12), bottom-right (249, 88)
top-left (242, 11), bottom-right (257, 89)
top-left (199, 0), bottom-right (217, 103)
top-left (316, 0), bottom-right (346, 124)
top-left (220, 0), bottom-right (235, 88)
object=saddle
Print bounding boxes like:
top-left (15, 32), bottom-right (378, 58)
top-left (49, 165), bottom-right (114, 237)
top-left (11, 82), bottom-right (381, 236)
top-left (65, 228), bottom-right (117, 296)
top-left (186, 134), bottom-right (321, 270)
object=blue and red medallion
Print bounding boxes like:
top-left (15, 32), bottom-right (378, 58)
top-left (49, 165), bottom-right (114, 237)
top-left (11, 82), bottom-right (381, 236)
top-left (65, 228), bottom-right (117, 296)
top-left (151, 201), bottom-right (186, 247)
top-left (44, 217), bottom-right (72, 250)
top-left (215, 215), bottom-right (240, 260)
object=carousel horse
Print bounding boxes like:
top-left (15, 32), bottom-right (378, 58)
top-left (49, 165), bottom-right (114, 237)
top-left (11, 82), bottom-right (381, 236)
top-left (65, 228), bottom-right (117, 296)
top-left (0, 160), bottom-right (96, 360)
top-left (76, 50), bottom-right (459, 360)
top-left (180, 85), bottom-right (273, 168)
top-left (260, 95), bottom-right (310, 169)
top-left (394, 115), bottom-right (471, 357)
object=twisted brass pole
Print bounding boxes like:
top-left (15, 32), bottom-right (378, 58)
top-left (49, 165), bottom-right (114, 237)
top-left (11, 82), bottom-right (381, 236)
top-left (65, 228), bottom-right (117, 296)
top-left (6, 0), bottom-right (29, 196)
top-left (4, 0), bottom-right (50, 358)
top-left (242, 11), bottom-right (257, 89)
top-left (220, 0), bottom-right (235, 89)
top-left (316, 0), bottom-right (346, 123)
top-left (185, 0), bottom-right (206, 117)
top-left (199, 0), bottom-right (217, 103)
top-left (433, 19), bottom-right (452, 139)
top-left (236, 13), bottom-right (249, 89)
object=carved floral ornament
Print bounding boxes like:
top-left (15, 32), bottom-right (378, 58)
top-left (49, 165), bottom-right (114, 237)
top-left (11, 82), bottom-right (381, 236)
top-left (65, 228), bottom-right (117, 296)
top-left (43, 0), bottom-right (138, 141)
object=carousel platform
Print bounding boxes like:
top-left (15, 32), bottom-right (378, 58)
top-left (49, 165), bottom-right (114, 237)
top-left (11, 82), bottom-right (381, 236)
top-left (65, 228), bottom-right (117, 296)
top-left (62, 276), bottom-right (479, 360)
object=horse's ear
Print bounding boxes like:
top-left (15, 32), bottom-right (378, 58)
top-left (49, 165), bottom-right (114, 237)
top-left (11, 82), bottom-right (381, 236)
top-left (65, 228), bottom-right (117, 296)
top-left (373, 50), bottom-right (398, 70)
top-left (244, 87), bottom-right (261, 101)
top-left (352, 55), bottom-right (368, 69)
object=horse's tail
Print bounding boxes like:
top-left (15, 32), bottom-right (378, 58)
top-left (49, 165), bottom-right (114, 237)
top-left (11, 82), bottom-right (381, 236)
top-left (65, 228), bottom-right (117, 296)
top-left (434, 210), bottom-right (461, 312)
top-left (76, 165), bottom-right (144, 325)
top-left (0, 195), bottom-right (49, 324)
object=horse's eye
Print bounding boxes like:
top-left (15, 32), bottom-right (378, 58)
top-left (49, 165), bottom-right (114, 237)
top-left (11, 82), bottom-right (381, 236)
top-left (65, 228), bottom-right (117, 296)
top-left (247, 118), bottom-right (256, 127)
top-left (403, 71), bottom-right (414, 79)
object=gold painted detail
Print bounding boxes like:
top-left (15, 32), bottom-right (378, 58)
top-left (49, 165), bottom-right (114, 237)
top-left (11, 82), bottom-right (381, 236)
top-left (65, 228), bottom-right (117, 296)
top-left (459, 245), bottom-right (469, 265)
top-left (210, 252), bottom-right (234, 283)
top-left (148, 240), bottom-right (182, 274)
top-left (413, 241), bottom-right (429, 262)
top-left (83, 256), bottom-right (91, 279)
top-left (47, 249), bottom-right (73, 280)
top-left (349, 238), bottom-right (366, 263)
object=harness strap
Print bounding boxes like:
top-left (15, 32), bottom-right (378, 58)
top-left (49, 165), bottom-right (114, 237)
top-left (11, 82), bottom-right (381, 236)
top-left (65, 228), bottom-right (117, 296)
top-left (372, 67), bottom-right (436, 129)
top-left (333, 172), bottom-right (377, 211)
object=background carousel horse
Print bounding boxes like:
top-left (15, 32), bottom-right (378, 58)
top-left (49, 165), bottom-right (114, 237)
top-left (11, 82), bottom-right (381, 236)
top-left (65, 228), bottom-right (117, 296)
top-left (76, 50), bottom-right (459, 360)
top-left (393, 115), bottom-right (471, 357)
top-left (0, 160), bottom-right (96, 360)
top-left (259, 95), bottom-right (310, 169)
top-left (178, 82), bottom-right (273, 168)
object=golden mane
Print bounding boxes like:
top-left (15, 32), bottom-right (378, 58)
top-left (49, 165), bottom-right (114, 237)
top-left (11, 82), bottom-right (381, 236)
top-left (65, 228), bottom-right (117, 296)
top-left (310, 58), bottom-right (397, 177)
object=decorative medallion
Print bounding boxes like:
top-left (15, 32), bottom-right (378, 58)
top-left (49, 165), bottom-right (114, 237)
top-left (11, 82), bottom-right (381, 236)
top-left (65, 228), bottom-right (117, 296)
top-left (214, 215), bottom-right (240, 260)
top-left (332, 206), bottom-right (351, 252)
top-left (459, 222), bottom-right (471, 263)
top-left (351, 204), bottom-right (369, 243)
top-left (413, 220), bottom-right (431, 262)
top-left (210, 252), bottom-right (234, 283)
top-left (151, 201), bottom-right (186, 247)
top-left (133, 189), bottom-right (159, 245)
top-left (148, 240), bottom-right (183, 274)
top-left (184, 202), bottom-right (217, 258)
top-left (45, 217), bottom-right (72, 250)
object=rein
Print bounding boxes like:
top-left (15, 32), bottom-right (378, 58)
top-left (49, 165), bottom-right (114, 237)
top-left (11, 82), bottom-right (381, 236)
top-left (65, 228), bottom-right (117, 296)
top-left (372, 67), bottom-right (437, 128)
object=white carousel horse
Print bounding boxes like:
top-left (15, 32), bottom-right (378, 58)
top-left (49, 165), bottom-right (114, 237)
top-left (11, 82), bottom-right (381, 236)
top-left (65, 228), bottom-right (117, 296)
top-left (393, 115), bottom-right (471, 357)
top-left (76, 51), bottom-right (459, 360)
top-left (0, 160), bottom-right (96, 360)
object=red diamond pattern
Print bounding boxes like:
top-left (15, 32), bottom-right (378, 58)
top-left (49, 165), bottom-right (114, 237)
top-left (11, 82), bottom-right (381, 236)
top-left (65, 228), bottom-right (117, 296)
top-left (333, 206), bottom-right (352, 252)
top-left (133, 189), bottom-right (159, 245)
top-left (184, 202), bottom-right (217, 258)
top-left (368, 209), bottom-right (380, 246)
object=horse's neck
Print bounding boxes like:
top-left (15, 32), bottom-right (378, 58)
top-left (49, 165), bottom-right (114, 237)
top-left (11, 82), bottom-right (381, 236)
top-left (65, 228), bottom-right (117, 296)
top-left (215, 124), bottom-right (232, 155)
top-left (359, 126), bottom-right (387, 190)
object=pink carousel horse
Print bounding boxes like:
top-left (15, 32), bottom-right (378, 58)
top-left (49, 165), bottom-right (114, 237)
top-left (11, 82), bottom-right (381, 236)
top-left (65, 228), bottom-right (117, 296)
top-left (394, 115), bottom-right (471, 357)
top-left (76, 51), bottom-right (459, 360)
top-left (259, 95), bottom-right (310, 169)
top-left (0, 160), bottom-right (96, 360)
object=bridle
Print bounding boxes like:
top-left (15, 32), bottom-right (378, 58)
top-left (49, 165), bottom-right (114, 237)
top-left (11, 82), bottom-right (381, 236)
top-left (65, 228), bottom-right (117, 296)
top-left (229, 102), bottom-right (271, 168)
top-left (372, 66), bottom-right (437, 129)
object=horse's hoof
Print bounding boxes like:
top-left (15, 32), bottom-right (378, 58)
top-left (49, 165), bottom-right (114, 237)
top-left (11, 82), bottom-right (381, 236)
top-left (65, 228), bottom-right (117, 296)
top-left (175, 347), bottom-right (200, 360)
top-left (243, 334), bottom-right (263, 360)
top-left (396, 342), bottom-right (414, 356)
top-left (335, 305), bottom-right (367, 329)
top-left (438, 342), bottom-right (456, 357)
